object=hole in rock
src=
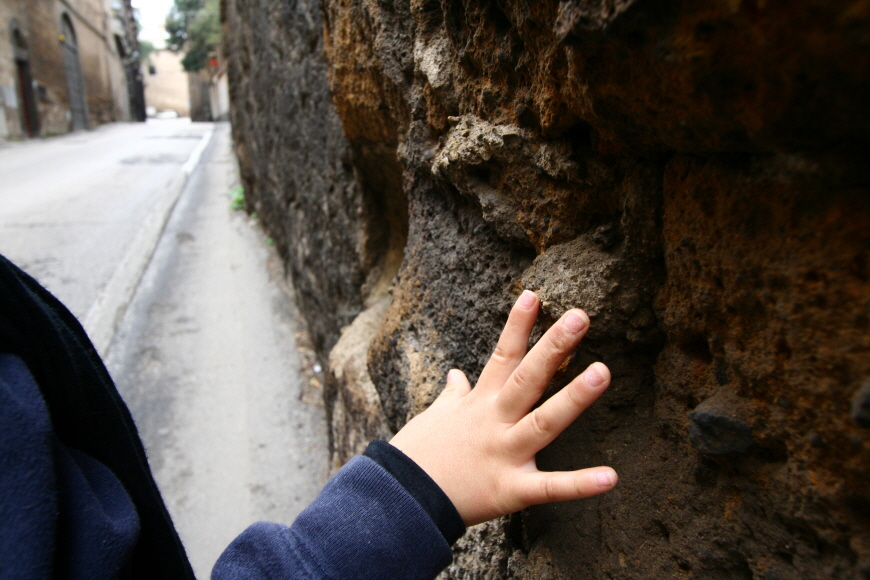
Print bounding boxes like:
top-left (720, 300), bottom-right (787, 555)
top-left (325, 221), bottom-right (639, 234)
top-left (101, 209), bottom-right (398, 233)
top-left (563, 121), bottom-right (594, 157)
top-left (680, 333), bottom-right (713, 364)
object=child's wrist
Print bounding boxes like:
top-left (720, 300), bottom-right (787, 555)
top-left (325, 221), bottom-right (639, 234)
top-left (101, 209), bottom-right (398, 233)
top-left (363, 440), bottom-right (466, 545)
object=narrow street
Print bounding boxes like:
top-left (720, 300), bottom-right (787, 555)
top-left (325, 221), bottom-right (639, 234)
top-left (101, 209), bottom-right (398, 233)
top-left (0, 122), bottom-right (329, 579)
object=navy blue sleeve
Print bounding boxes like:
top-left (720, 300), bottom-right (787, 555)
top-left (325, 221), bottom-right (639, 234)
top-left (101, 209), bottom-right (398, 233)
top-left (212, 456), bottom-right (454, 580)
top-left (363, 440), bottom-right (465, 545)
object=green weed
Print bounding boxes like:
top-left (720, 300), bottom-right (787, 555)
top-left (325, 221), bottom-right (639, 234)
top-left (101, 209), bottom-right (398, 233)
top-left (229, 185), bottom-right (245, 211)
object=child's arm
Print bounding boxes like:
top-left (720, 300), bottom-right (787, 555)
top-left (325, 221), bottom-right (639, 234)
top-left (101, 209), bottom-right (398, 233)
top-left (390, 290), bottom-right (617, 526)
top-left (213, 290), bottom-right (616, 579)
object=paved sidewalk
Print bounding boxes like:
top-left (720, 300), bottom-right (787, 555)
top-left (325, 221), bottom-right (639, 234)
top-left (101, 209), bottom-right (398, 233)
top-left (105, 122), bottom-right (329, 578)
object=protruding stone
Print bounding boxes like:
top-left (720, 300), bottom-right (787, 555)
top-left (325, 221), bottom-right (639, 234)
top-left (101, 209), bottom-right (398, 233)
top-left (592, 223), bottom-right (621, 250)
top-left (852, 381), bottom-right (870, 428)
top-left (689, 402), bottom-right (753, 455)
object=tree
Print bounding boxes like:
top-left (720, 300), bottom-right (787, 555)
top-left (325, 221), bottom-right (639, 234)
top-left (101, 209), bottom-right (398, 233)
top-left (165, 0), bottom-right (220, 72)
top-left (138, 40), bottom-right (156, 63)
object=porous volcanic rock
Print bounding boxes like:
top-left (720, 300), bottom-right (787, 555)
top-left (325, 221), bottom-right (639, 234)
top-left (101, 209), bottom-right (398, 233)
top-left (224, 0), bottom-right (870, 578)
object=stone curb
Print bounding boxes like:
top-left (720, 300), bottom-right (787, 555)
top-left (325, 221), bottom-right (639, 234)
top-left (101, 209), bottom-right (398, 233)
top-left (83, 124), bottom-right (216, 356)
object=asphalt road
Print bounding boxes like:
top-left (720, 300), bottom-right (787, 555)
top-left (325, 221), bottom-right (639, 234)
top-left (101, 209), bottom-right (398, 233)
top-left (0, 121), bottom-right (329, 578)
top-left (0, 119), bottom-right (208, 322)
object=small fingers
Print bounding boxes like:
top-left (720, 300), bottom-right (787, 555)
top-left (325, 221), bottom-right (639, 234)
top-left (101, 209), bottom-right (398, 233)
top-left (516, 466), bottom-right (618, 507)
top-left (507, 363), bottom-right (610, 455)
top-left (476, 291), bottom-right (539, 394)
top-left (495, 309), bottom-right (590, 422)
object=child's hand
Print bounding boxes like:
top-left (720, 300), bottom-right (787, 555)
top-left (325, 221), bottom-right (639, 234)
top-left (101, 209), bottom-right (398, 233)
top-left (390, 290), bottom-right (617, 526)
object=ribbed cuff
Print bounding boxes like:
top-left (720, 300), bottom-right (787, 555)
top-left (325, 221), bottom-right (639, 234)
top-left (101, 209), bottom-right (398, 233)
top-left (363, 440), bottom-right (466, 545)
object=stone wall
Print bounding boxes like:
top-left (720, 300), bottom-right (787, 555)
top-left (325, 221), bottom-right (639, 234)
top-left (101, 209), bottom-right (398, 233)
top-left (224, 1), bottom-right (870, 578)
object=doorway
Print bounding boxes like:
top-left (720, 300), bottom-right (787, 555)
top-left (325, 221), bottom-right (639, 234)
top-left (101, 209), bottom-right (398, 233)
top-left (115, 34), bottom-right (145, 122)
top-left (60, 14), bottom-right (88, 131)
top-left (11, 26), bottom-right (39, 137)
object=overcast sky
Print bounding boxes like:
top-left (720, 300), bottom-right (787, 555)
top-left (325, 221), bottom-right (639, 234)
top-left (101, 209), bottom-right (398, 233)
top-left (132, 0), bottom-right (175, 49)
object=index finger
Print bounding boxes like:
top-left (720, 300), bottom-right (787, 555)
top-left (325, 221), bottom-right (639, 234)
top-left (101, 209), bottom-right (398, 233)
top-left (494, 309), bottom-right (590, 422)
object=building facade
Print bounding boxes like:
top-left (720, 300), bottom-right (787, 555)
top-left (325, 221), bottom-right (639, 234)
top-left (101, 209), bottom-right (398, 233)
top-left (142, 49), bottom-right (190, 118)
top-left (141, 51), bottom-right (229, 122)
top-left (0, 0), bottom-right (143, 141)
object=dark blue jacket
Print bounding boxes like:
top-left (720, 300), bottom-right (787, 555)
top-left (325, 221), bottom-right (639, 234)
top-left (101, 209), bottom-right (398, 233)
top-left (0, 253), bottom-right (192, 580)
top-left (0, 353), bottom-right (140, 579)
top-left (0, 353), bottom-right (463, 579)
top-left (0, 254), bottom-right (464, 579)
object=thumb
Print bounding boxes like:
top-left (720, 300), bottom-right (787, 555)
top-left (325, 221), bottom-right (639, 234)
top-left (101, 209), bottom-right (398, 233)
top-left (516, 467), bottom-right (618, 507)
top-left (438, 368), bottom-right (472, 400)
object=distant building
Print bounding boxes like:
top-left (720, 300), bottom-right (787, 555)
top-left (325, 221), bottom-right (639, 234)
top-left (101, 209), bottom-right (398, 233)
top-left (142, 50), bottom-right (229, 122)
top-left (142, 49), bottom-right (190, 118)
top-left (0, 0), bottom-right (144, 141)
top-left (188, 55), bottom-right (229, 122)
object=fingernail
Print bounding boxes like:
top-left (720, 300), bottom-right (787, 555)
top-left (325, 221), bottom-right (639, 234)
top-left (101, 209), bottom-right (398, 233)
top-left (594, 469), bottom-right (616, 487)
top-left (564, 310), bottom-right (588, 333)
top-left (518, 290), bottom-right (537, 309)
top-left (447, 369), bottom-right (461, 383)
top-left (585, 364), bottom-right (606, 388)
